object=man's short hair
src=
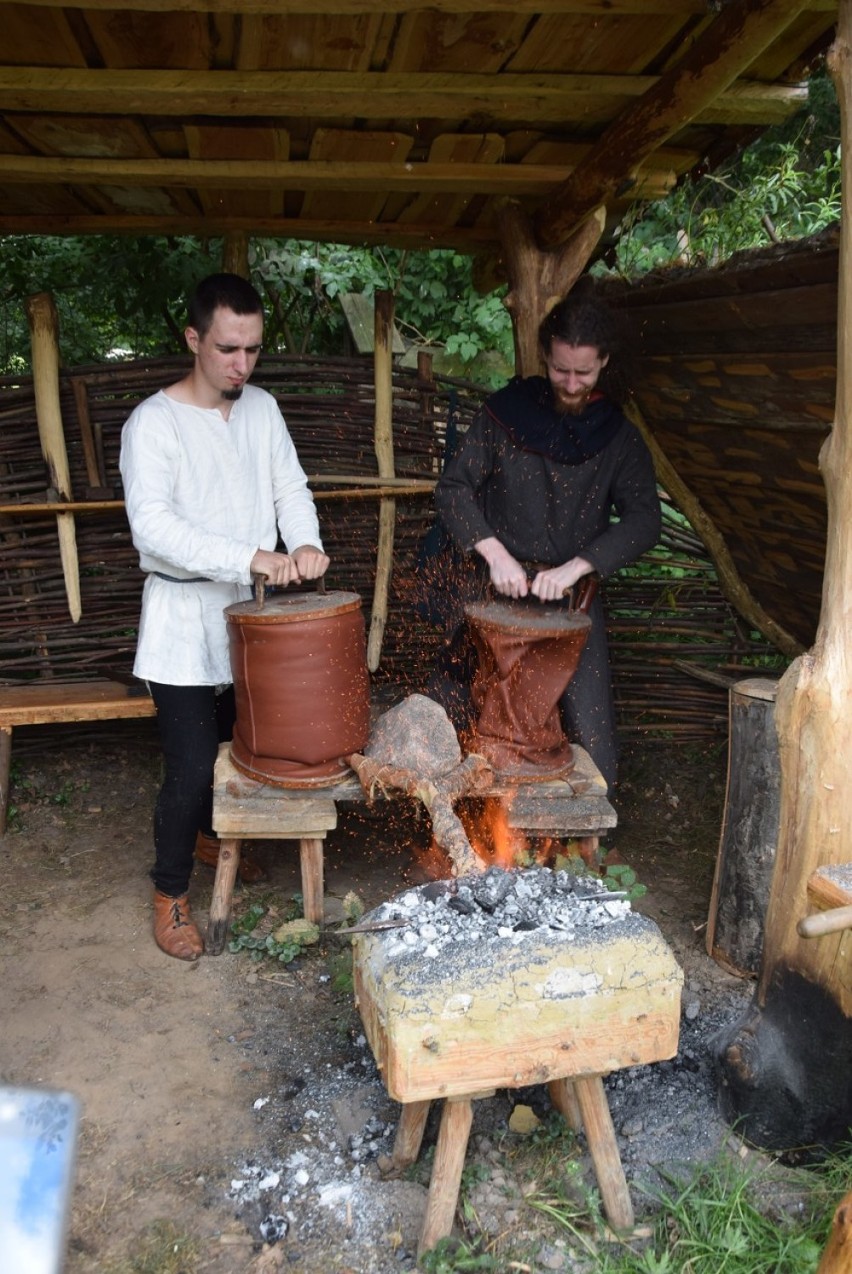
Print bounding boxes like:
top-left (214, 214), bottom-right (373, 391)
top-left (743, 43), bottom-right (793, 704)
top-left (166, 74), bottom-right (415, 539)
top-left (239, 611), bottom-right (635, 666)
top-left (187, 273), bottom-right (264, 338)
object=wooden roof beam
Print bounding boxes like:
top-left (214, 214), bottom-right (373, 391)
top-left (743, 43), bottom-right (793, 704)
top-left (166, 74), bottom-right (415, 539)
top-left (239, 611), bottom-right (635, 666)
top-left (0, 1), bottom-right (791, 15)
top-left (535, 0), bottom-right (816, 249)
top-left (0, 69), bottom-right (807, 127)
top-left (0, 212), bottom-right (500, 249)
top-left (0, 155), bottom-right (674, 195)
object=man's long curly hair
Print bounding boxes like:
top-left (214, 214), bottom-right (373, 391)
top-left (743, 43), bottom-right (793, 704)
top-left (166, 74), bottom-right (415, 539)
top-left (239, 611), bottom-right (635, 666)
top-left (538, 287), bottom-right (631, 404)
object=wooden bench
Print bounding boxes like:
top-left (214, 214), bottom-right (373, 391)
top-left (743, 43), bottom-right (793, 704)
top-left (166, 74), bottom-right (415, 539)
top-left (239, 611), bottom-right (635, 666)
top-left (0, 679), bottom-right (156, 834)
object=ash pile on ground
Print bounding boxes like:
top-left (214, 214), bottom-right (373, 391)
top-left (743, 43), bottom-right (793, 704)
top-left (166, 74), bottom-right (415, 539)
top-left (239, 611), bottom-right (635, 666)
top-left (221, 869), bottom-right (755, 1273)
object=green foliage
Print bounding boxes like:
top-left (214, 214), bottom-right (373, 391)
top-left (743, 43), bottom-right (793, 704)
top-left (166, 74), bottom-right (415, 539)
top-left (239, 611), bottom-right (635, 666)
top-left (227, 896), bottom-right (308, 963)
top-left (596, 72), bottom-right (841, 278)
top-left (0, 232), bottom-right (513, 378)
top-left (418, 1236), bottom-right (502, 1273)
top-left (602, 861), bottom-right (646, 901)
top-left (0, 234), bottom-right (220, 371)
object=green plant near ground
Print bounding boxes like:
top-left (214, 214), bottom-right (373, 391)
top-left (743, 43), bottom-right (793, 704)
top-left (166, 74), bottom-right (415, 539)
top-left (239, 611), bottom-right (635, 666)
top-left (227, 894), bottom-right (309, 963)
top-left (418, 1235), bottom-right (503, 1273)
top-left (528, 1147), bottom-right (851, 1274)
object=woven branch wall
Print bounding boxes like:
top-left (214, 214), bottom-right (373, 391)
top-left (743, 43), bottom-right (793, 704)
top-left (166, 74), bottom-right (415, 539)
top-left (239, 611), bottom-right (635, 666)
top-left (0, 355), bottom-right (782, 740)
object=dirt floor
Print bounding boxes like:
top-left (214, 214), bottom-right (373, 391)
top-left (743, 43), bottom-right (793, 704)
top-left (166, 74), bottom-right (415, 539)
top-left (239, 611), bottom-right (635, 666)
top-left (0, 715), bottom-right (758, 1274)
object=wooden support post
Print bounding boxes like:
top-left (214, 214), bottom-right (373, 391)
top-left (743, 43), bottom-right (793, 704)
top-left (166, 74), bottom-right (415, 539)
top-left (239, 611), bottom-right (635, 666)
top-left (573, 1075), bottom-right (634, 1232)
top-left (367, 288), bottom-right (396, 672)
top-left (206, 837), bottom-right (242, 955)
top-left (547, 1077), bottom-right (583, 1133)
top-left (418, 1098), bottom-right (474, 1257)
top-left (497, 201), bottom-right (605, 377)
top-left (299, 836), bottom-right (325, 924)
top-left (222, 232), bottom-right (250, 278)
top-left (25, 292), bottom-right (82, 623)
top-left (715, 4), bottom-right (852, 1149)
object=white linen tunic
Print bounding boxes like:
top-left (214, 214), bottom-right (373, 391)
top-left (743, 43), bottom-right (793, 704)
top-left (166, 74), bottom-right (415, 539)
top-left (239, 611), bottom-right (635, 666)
top-left (120, 385), bottom-right (323, 685)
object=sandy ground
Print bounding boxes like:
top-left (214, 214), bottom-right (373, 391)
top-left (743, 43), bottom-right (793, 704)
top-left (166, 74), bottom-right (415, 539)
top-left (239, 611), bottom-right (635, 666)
top-left (0, 717), bottom-right (746, 1274)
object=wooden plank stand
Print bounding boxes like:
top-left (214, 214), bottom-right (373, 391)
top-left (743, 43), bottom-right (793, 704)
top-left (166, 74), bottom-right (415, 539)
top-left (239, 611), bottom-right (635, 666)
top-left (207, 742), bottom-right (617, 954)
top-left (353, 904), bottom-right (683, 1257)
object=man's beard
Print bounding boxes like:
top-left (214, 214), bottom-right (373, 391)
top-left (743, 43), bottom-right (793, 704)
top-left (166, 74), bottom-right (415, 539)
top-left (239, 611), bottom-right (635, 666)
top-left (221, 386), bottom-right (244, 402)
top-left (554, 387), bottom-right (592, 416)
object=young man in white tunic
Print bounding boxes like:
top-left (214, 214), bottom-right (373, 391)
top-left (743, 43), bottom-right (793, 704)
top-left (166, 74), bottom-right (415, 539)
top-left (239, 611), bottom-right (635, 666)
top-left (120, 274), bottom-right (329, 960)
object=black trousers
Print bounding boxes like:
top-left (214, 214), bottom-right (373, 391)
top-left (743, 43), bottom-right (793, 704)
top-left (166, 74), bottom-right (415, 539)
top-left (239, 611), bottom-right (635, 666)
top-left (148, 682), bottom-right (236, 897)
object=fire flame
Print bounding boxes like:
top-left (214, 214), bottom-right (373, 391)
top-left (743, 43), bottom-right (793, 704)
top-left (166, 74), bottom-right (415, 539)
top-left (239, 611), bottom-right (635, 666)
top-left (409, 797), bottom-right (569, 881)
top-left (460, 797), bottom-right (528, 870)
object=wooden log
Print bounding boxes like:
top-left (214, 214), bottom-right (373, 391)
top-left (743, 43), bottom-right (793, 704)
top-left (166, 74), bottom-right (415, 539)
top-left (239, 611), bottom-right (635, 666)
top-left (353, 909), bottom-right (682, 1103)
top-left (367, 289), bottom-right (396, 672)
top-left (714, 5), bottom-right (852, 1150)
top-left (498, 200), bottom-right (605, 377)
top-left (706, 678), bottom-right (781, 977)
top-left (25, 292), bottom-right (82, 623)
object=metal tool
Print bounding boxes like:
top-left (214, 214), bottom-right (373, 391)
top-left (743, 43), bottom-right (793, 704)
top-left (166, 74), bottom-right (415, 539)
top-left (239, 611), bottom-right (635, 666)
top-left (252, 569), bottom-right (326, 612)
top-left (324, 917), bottom-right (410, 938)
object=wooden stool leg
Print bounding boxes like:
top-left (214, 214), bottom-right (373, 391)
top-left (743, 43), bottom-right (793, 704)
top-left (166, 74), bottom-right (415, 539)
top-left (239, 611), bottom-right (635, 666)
top-left (548, 1077), bottom-right (583, 1132)
top-left (573, 1075), bottom-right (634, 1231)
top-left (379, 1100), bottom-right (432, 1178)
top-left (418, 1098), bottom-right (473, 1257)
top-left (0, 726), bottom-right (12, 837)
top-left (299, 836), bottom-right (324, 923)
top-left (206, 837), bottom-right (242, 955)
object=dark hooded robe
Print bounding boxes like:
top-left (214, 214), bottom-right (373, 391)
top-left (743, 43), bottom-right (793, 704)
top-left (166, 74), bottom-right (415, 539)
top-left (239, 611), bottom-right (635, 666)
top-left (431, 376), bottom-right (661, 790)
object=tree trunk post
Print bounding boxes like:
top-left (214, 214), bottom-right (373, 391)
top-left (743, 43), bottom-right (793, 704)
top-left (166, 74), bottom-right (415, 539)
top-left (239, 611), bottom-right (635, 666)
top-left (497, 201), bottom-right (605, 376)
top-left (222, 232), bottom-right (250, 278)
top-left (714, 4), bottom-right (852, 1148)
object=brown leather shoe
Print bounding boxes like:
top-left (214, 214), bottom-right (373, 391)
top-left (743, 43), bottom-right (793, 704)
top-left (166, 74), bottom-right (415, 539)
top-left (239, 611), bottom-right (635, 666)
top-left (153, 890), bottom-right (204, 961)
top-left (194, 831), bottom-right (267, 884)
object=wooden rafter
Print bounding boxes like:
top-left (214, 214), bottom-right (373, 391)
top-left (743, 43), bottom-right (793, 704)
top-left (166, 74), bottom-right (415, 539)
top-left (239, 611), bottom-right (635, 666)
top-left (536, 0), bottom-right (814, 248)
top-left (2, 0), bottom-right (819, 14)
top-left (0, 156), bottom-right (676, 195)
top-left (0, 214), bottom-right (498, 247)
top-left (0, 69), bottom-right (806, 125)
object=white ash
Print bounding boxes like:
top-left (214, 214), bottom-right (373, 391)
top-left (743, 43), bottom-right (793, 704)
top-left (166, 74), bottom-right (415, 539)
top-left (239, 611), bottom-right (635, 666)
top-left (362, 866), bottom-right (631, 962)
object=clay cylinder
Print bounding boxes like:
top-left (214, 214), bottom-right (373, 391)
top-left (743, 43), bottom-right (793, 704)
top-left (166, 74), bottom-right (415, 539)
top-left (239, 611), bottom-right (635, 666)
top-left (226, 590), bottom-right (370, 787)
